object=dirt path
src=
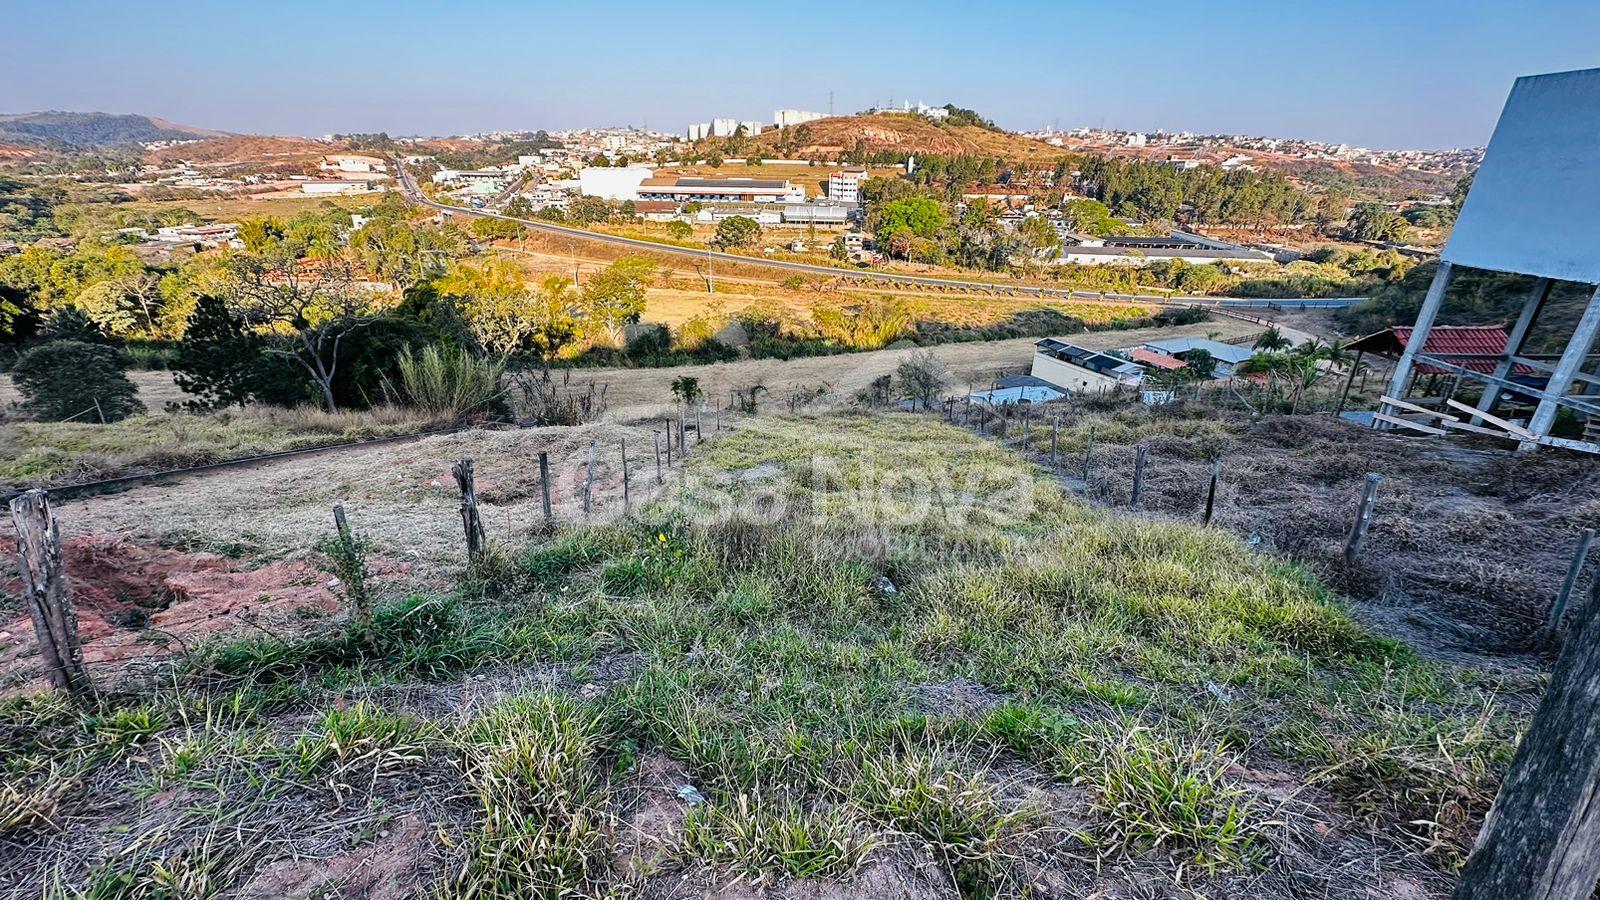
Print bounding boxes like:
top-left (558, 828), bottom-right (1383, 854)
top-left (569, 318), bottom-right (1264, 420)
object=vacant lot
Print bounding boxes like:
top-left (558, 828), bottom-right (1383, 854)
top-left (0, 413), bottom-right (1527, 898)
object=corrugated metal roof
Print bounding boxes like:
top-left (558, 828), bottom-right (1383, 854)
top-left (1142, 337), bottom-right (1255, 365)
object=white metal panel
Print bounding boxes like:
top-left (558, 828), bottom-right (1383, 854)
top-left (1443, 67), bottom-right (1600, 283)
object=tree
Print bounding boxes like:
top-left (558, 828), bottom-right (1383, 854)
top-left (217, 248), bottom-right (372, 413)
top-left (471, 217), bottom-right (524, 241)
top-left (172, 296), bottom-right (269, 410)
top-left (0, 283), bottom-right (41, 346)
top-left (896, 350), bottom-right (949, 410)
top-left (873, 197), bottom-right (944, 243)
top-left (581, 257), bottom-right (655, 347)
top-left (830, 237), bottom-right (849, 261)
top-left (1254, 326), bottom-right (1292, 352)
top-left (1344, 203), bottom-right (1413, 243)
top-left (666, 220), bottom-right (694, 241)
top-left (348, 220), bottom-right (465, 291)
top-left (671, 375), bottom-right (701, 406)
top-left (1016, 216), bottom-right (1060, 254)
top-left (712, 216), bottom-right (762, 250)
top-left (568, 196), bottom-right (614, 225)
top-left (1181, 349), bottom-right (1217, 381)
top-left (41, 306), bottom-right (113, 345)
top-left (13, 340), bottom-right (143, 422)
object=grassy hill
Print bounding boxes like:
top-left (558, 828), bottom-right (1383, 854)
top-left (0, 412), bottom-right (1518, 897)
top-left (0, 111), bottom-right (225, 148)
top-left (760, 113), bottom-right (1066, 164)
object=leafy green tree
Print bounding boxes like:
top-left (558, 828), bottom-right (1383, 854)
top-left (1344, 203), bottom-right (1412, 243)
top-left (712, 216), bottom-right (762, 250)
top-left (1181, 349), bottom-right (1217, 381)
top-left (1254, 326), bottom-right (1292, 352)
top-left (569, 196), bottom-right (613, 225)
top-left (1017, 216), bottom-right (1060, 253)
top-left (873, 197), bottom-right (945, 243)
top-left (665, 220), bottom-right (694, 241)
top-left (172, 296), bottom-right (268, 410)
top-left (348, 220), bottom-right (465, 291)
top-left (42, 306), bottom-right (113, 344)
top-left (581, 257), bottom-right (655, 346)
top-left (471, 217), bottom-right (524, 240)
top-left (0, 283), bottom-right (41, 346)
top-left (830, 236), bottom-right (849, 261)
top-left (13, 340), bottom-right (143, 422)
top-left (671, 375), bottom-right (701, 406)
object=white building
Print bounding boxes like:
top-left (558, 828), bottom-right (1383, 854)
top-left (319, 154), bottom-right (386, 174)
top-left (687, 122), bottom-right (711, 141)
top-left (711, 118), bottom-right (739, 138)
top-left (740, 120), bottom-right (765, 136)
top-left (827, 168), bottom-right (868, 205)
top-left (775, 109), bottom-right (826, 128)
top-left (578, 166), bottom-right (653, 201)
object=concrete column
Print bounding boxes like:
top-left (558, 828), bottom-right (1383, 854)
top-left (1528, 285), bottom-right (1600, 441)
top-left (1473, 277), bottom-right (1551, 424)
top-left (1380, 261), bottom-right (1454, 425)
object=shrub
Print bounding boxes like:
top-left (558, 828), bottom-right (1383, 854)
top-left (383, 344), bottom-right (508, 423)
top-left (12, 340), bottom-right (143, 422)
top-left (713, 215), bottom-right (761, 250)
top-left (172, 297), bottom-right (269, 410)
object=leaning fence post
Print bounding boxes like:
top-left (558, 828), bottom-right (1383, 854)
top-left (653, 430), bottom-right (664, 484)
top-left (452, 458), bottom-right (486, 563)
top-left (8, 490), bottom-right (93, 703)
top-left (696, 405), bottom-right (703, 444)
top-left (665, 418), bottom-right (674, 466)
top-left (1203, 457), bottom-right (1222, 524)
top-left (1551, 528), bottom-right (1596, 630)
top-left (1452, 575), bottom-right (1600, 900)
top-left (1081, 425), bottom-right (1096, 482)
top-left (1343, 473), bottom-right (1381, 566)
top-left (583, 440), bottom-right (596, 517)
top-left (621, 438), bottom-right (631, 514)
top-left (538, 452), bottom-right (553, 522)
top-left (1130, 444), bottom-right (1148, 506)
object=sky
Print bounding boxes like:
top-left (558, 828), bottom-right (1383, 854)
top-left (7, 0), bottom-right (1599, 150)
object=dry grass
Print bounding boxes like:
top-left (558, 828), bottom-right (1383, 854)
top-left (0, 403), bottom-right (436, 488)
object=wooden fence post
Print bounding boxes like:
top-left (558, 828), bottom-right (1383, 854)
top-left (1343, 473), bottom-right (1381, 566)
top-left (583, 440), bottom-right (596, 517)
top-left (8, 490), bottom-right (93, 702)
top-left (679, 408), bottom-right (688, 455)
top-left (696, 405), bottom-right (703, 444)
top-left (1452, 578), bottom-right (1600, 900)
top-left (1204, 457), bottom-right (1222, 524)
top-left (452, 458), bottom-right (486, 562)
top-left (1551, 528), bottom-right (1596, 630)
top-left (1130, 444), bottom-right (1148, 506)
top-left (1082, 425), bottom-right (1096, 482)
top-left (665, 419), bottom-right (673, 466)
top-left (654, 430), bottom-right (664, 484)
top-left (1050, 415), bottom-right (1059, 471)
top-left (538, 452), bottom-right (553, 522)
top-left (621, 438), bottom-right (631, 514)
top-left (1021, 408), bottom-right (1030, 449)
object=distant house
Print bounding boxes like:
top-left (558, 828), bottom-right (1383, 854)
top-left (827, 168), bottom-right (868, 205)
top-left (301, 179), bottom-right (378, 196)
top-left (1031, 338), bottom-right (1144, 393)
top-left (1139, 337), bottom-right (1255, 377)
top-left (320, 154), bottom-right (386, 174)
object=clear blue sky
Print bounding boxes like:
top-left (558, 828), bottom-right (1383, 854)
top-left (8, 0), bottom-right (1598, 149)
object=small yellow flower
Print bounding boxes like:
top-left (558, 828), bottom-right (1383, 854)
top-left (657, 533), bottom-right (667, 543)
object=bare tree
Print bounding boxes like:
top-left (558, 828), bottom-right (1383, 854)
top-left (896, 350), bottom-right (951, 411)
top-left (220, 248), bottom-right (372, 412)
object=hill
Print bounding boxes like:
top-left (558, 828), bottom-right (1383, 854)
top-left (758, 113), bottom-right (1065, 163)
top-left (143, 134), bottom-right (329, 167)
top-left (0, 111), bottom-right (226, 148)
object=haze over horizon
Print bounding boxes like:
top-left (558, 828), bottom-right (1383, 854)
top-left (9, 0), bottom-right (1600, 150)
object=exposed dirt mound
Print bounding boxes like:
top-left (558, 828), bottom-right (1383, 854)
top-left (0, 533), bottom-right (410, 683)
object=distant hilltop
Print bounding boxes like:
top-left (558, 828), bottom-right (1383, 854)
top-left (0, 111), bottom-right (228, 148)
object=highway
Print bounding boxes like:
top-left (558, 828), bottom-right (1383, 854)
top-left (392, 159), bottom-right (1359, 312)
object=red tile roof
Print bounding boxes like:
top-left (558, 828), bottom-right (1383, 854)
top-left (1130, 348), bottom-right (1187, 370)
top-left (1349, 323), bottom-right (1536, 376)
